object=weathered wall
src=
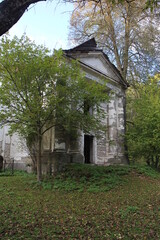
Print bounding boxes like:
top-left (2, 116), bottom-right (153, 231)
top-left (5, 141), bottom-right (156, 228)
top-left (41, 61), bottom-right (128, 171)
top-left (42, 127), bottom-right (84, 174)
top-left (0, 126), bottom-right (32, 171)
top-left (96, 90), bottom-right (127, 165)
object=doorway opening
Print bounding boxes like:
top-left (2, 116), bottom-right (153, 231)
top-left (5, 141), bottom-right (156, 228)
top-left (84, 135), bottom-right (94, 164)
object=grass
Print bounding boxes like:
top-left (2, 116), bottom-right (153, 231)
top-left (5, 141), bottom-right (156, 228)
top-left (46, 164), bottom-right (131, 192)
top-left (0, 164), bottom-right (160, 239)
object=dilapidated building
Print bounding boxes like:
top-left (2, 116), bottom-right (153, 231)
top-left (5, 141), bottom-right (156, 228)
top-left (41, 38), bottom-right (129, 173)
top-left (0, 38), bottom-right (129, 172)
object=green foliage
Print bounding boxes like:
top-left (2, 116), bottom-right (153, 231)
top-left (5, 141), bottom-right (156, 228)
top-left (132, 164), bottom-right (160, 178)
top-left (51, 163), bottom-right (160, 192)
top-left (0, 34), bottom-right (59, 144)
top-left (126, 74), bottom-right (160, 168)
top-left (44, 164), bottom-right (131, 192)
top-left (0, 169), bottom-right (34, 177)
top-left (27, 163), bottom-right (132, 192)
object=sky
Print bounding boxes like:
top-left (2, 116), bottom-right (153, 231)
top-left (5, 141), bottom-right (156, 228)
top-left (7, 1), bottom-right (74, 51)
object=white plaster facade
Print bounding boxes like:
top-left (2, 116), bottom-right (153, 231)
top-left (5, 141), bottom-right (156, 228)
top-left (0, 126), bottom-right (31, 170)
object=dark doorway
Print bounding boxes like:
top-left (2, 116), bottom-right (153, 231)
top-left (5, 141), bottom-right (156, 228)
top-left (84, 135), bottom-right (93, 163)
top-left (0, 155), bottom-right (3, 171)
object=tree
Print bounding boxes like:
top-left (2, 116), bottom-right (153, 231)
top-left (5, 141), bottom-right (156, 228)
top-left (0, 34), bottom-right (109, 181)
top-left (69, 0), bottom-right (160, 83)
top-left (126, 74), bottom-right (160, 168)
top-left (0, 0), bottom-right (158, 37)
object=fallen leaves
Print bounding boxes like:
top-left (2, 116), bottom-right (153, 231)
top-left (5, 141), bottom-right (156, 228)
top-left (0, 167), bottom-right (160, 239)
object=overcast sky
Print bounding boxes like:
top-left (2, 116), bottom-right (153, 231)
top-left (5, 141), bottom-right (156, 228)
top-left (7, 1), bottom-right (74, 51)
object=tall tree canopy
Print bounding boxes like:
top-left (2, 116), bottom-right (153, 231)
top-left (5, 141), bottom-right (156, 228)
top-left (0, 0), bottom-right (159, 37)
top-left (69, 0), bottom-right (160, 83)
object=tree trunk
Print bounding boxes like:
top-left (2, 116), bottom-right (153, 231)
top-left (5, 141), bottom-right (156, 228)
top-left (0, 0), bottom-right (46, 36)
top-left (123, 95), bottom-right (130, 164)
top-left (37, 131), bottom-right (42, 182)
top-left (146, 158), bottom-right (151, 166)
top-left (122, 3), bottom-right (131, 81)
top-left (155, 156), bottom-right (159, 169)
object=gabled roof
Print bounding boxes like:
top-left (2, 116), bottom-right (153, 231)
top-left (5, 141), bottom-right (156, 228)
top-left (67, 38), bottom-right (97, 52)
top-left (64, 38), bottom-right (129, 88)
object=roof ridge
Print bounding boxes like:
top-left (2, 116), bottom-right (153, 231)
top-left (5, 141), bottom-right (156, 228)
top-left (66, 38), bottom-right (97, 52)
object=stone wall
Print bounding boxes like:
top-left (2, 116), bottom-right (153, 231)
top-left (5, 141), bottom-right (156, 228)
top-left (95, 92), bottom-right (127, 165)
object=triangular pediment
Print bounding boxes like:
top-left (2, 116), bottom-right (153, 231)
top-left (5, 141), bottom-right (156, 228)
top-left (78, 53), bottom-right (121, 84)
top-left (64, 38), bottom-right (129, 88)
top-left (80, 55), bottom-right (111, 76)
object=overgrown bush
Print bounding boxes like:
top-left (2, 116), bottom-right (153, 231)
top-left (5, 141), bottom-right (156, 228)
top-left (126, 74), bottom-right (160, 169)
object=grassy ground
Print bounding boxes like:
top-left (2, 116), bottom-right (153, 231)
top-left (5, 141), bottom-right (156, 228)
top-left (0, 164), bottom-right (160, 239)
